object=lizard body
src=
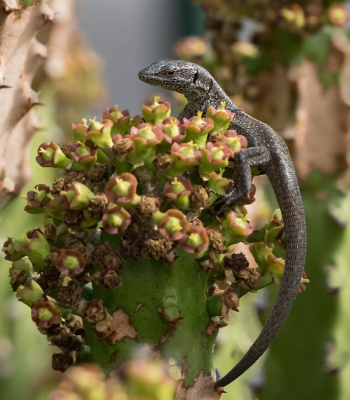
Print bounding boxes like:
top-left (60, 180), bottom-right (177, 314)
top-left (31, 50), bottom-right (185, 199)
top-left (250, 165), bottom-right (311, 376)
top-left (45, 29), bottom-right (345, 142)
top-left (139, 60), bottom-right (307, 387)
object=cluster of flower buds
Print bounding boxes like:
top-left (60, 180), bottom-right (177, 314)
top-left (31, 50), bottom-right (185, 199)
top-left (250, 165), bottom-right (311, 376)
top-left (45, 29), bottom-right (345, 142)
top-left (1, 98), bottom-right (306, 374)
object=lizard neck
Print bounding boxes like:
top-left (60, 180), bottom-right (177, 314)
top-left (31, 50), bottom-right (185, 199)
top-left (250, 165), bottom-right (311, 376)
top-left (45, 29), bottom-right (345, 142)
top-left (184, 79), bottom-right (242, 115)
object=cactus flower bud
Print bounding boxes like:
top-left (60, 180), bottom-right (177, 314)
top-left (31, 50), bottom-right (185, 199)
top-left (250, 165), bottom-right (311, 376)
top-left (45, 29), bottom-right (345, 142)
top-left (102, 205), bottom-right (131, 234)
top-left (102, 106), bottom-right (131, 136)
top-left (266, 253), bottom-right (285, 286)
top-left (12, 257), bottom-right (34, 276)
top-left (199, 142), bottom-right (231, 176)
top-left (142, 96), bottom-right (171, 125)
top-left (222, 207), bottom-right (253, 245)
top-left (162, 117), bottom-right (185, 146)
top-left (207, 170), bottom-right (230, 204)
top-left (2, 237), bottom-right (27, 261)
top-left (72, 119), bottom-right (89, 141)
top-left (163, 177), bottom-right (192, 209)
top-left (36, 142), bottom-right (71, 168)
top-left (24, 184), bottom-right (51, 214)
top-left (266, 209), bottom-right (286, 249)
top-left (206, 102), bottom-right (235, 132)
top-left (167, 141), bottom-right (202, 176)
top-left (85, 118), bottom-right (114, 149)
top-left (61, 182), bottom-right (94, 211)
top-left (69, 140), bottom-right (98, 172)
top-left (179, 226), bottom-right (209, 258)
top-left (222, 130), bottom-right (248, 157)
top-left (44, 196), bottom-right (65, 221)
top-left (249, 242), bottom-right (273, 272)
top-left (182, 111), bottom-right (214, 146)
top-left (31, 300), bottom-right (61, 328)
top-left (105, 173), bottom-right (140, 206)
top-left (23, 230), bottom-right (50, 271)
top-left (154, 209), bottom-right (189, 241)
top-left (56, 249), bottom-right (86, 276)
top-left (125, 123), bottom-right (163, 165)
top-left (17, 280), bottom-right (44, 307)
top-left (299, 271), bottom-right (310, 293)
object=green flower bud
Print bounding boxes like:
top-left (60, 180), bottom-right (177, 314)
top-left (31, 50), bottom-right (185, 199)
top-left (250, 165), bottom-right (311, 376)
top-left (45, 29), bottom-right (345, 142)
top-left (182, 111), bottom-right (214, 146)
top-left (155, 209), bottom-right (189, 241)
top-left (163, 177), bottom-right (192, 209)
top-left (31, 300), bottom-right (61, 328)
top-left (69, 140), bottom-right (98, 172)
top-left (206, 102), bottom-right (235, 132)
top-left (266, 252), bottom-right (285, 287)
top-left (249, 242), bottom-right (273, 272)
top-left (222, 130), bottom-right (248, 157)
top-left (125, 123), bottom-right (163, 166)
top-left (61, 182), bottom-right (94, 211)
top-left (102, 205), bottom-right (131, 234)
top-left (12, 257), bottom-right (34, 276)
top-left (23, 230), bottom-right (50, 271)
top-left (222, 207), bottom-right (253, 245)
top-left (2, 237), bottom-right (27, 261)
top-left (44, 196), bottom-right (65, 221)
top-left (102, 106), bottom-right (131, 136)
top-left (36, 142), bottom-right (71, 169)
top-left (207, 170), bottom-right (230, 204)
top-left (266, 209), bottom-right (285, 249)
top-left (105, 173), bottom-right (140, 206)
top-left (72, 119), bottom-right (88, 141)
top-left (162, 117), bottom-right (185, 147)
top-left (17, 280), bottom-right (43, 307)
top-left (179, 226), bottom-right (209, 258)
top-left (299, 271), bottom-right (310, 293)
top-left (199, 142), bottom-right (230, 176)
top-left (142, 96), bottom-right (171, 125)
top-left (166, 141), bottom-right (202, 176)
top-left (56, 249), bottom-right (86, 276)
top-left (24, 184), bottom-right (51, 214)
top-left (85, 118), bottom-right (114, 149)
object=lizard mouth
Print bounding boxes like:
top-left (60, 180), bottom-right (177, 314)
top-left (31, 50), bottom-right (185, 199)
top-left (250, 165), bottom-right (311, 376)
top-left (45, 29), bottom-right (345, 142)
top-left (138, 69), bottom-right (161, 85)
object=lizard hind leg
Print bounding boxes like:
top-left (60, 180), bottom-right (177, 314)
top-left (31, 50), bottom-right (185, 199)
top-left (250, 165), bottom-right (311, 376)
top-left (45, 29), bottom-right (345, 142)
top-left (213, 147), bottom-right (271, 218)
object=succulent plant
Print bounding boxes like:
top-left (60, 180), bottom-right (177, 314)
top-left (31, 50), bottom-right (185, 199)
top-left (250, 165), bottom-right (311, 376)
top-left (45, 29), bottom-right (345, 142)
top-left (1, 98), bottom-right (308, 398)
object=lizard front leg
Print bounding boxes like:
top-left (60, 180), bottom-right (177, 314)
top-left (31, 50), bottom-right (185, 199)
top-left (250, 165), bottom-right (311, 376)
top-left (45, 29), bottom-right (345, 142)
top-left (214, 147), bottom-right (271, 217)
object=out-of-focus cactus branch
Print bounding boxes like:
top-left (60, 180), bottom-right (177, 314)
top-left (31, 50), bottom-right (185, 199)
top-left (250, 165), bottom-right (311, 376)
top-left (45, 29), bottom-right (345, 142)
top-left (0, 0), bottom-right (53, 207)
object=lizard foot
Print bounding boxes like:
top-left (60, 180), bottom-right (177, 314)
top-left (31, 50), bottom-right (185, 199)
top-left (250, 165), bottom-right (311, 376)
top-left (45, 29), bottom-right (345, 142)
top-left (212, 188), bottom-right (241, 218)
top-left (209, 179), bottom-right (234, 197)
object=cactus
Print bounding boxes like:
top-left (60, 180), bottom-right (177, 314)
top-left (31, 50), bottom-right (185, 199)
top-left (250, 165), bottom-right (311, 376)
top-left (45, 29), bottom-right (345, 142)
top-left (0, 0), bottom-right (55, 207)
top-left (0, 97), bottom-right (309, 399)
top-left (177, 1), bottom-right (350, 398)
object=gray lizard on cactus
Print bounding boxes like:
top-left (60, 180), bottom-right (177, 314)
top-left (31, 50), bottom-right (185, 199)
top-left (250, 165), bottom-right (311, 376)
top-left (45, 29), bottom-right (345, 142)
top-left (139, 60), bottom-right (307, 387)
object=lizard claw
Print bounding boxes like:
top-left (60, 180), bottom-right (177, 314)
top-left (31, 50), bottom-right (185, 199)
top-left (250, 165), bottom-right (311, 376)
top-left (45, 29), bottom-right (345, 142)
top-left (209, 179), bottom-right (234, 197)
top-left (212, 189), bottom-right (240, 218)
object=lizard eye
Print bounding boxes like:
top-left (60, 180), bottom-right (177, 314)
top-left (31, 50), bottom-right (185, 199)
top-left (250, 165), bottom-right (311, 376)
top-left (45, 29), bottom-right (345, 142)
top-left (167, 70), bottom-right (175, 76)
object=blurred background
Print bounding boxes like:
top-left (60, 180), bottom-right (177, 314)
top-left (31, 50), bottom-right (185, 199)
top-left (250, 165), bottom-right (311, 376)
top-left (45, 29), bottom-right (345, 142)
top-left (1, 0), bottom-right (350, 399)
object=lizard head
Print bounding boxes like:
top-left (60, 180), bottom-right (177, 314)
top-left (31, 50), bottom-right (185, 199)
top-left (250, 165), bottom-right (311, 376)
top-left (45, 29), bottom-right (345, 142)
top-left (138, 60), bottom-right (212, 98)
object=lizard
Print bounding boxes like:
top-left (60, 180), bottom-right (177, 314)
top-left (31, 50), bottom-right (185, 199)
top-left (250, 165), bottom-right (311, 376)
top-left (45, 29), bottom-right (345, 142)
top-left (138, 60), bottom-right (307, 388)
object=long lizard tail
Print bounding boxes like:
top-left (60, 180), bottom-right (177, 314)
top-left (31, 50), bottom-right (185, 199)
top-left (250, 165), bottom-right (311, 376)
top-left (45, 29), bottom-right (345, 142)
top-left (216, 164), bottom-right (307, 387)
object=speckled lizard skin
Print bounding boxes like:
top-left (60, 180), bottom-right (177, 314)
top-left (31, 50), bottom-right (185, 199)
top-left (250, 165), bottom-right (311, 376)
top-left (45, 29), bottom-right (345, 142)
top-left (139, 60), bottom-right (307, 387)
